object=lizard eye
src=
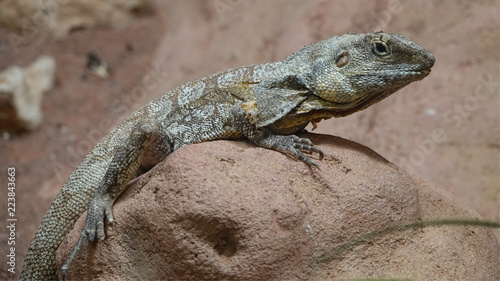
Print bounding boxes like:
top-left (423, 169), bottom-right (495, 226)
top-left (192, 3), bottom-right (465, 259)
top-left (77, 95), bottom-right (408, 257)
top-left (372, 41), bottom-right (391, 57)
top-left (335, 52), bottom-right (350, 68)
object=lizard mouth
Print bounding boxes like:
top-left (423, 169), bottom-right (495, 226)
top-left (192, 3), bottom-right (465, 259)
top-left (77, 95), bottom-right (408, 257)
top-left (374, 68), bottom-right (432, 82)
top-left (420, 69), bottom-right (431, 75)
top-left (356, 68), bottom-right (432, 82)
top-left (418, 69), bottom-right (432, 79)
top-left (393, 68), bottom-right (432, 77)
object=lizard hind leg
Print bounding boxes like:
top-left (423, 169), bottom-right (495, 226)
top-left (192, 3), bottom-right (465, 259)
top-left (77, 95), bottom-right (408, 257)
top-left (61, 190), bottom-right (115, 280)
top-left (62, 120), bottom-right (157, 280)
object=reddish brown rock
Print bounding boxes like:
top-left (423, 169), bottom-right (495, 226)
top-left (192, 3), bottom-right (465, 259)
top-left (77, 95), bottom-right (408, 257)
top-left (56, 134), bottom-right (499, 280)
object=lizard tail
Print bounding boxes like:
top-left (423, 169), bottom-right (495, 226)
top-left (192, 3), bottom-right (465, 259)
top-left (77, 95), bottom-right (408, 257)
top-left (21, 119), bottom-right (152, 280)
top-left (21, 153), bottom-right (108, 280)
top-left (21, 177), bottom-right (99, 280)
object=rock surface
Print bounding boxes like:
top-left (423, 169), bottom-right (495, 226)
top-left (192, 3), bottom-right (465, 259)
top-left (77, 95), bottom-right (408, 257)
top-left (0, 55), bottom-right (55, 132)
top-left (56, 134), bottom-right (500, 280)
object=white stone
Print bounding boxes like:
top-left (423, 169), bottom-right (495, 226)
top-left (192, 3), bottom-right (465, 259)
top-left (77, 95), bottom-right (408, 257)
top-left (0, 56), bottom-right (56, 130)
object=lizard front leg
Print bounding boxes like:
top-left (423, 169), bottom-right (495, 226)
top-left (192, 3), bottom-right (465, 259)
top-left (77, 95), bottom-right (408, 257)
top-left (62, 120), bottom-right (157, 280)
top-left (235, 108), bottom-right (324, 167)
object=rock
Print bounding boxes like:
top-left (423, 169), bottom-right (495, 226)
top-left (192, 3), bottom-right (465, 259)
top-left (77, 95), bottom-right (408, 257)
top-left (0, 0), bottom-right (154, 38)
top-left (56, 134), bottom-right (500, 280)
top-left (0, 55), bottom-right (55, 132)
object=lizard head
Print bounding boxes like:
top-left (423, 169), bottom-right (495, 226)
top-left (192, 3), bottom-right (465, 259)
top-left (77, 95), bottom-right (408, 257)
top-left (307, 32), bottom-right (435, 113)
top-left (243, 32), bottom-right (434, 129)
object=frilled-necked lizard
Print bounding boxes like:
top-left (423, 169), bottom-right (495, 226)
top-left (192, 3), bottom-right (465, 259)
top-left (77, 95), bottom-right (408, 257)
top-left (21, 32), bottom-right (434, 280)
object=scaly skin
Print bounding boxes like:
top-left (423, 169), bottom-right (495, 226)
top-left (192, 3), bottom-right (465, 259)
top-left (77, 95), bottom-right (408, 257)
top-left (21, 32), bottom-right (434, 280)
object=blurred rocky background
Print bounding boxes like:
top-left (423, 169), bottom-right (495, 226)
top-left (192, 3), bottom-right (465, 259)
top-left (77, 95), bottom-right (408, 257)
top-left (0, 0), bottom-right (498, 280)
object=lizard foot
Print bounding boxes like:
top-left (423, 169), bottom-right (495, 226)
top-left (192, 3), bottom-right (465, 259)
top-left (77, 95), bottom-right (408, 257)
top-left (62, 193), bottom-right (115, 280)
top-left (84, 193), bottom-right (115, 242)
top-left (263, 134), bottom-right (324, 167)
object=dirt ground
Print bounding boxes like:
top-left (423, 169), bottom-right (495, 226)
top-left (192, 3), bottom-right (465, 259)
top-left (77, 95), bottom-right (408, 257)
top-left (0, 1), bottom-right (498, 280)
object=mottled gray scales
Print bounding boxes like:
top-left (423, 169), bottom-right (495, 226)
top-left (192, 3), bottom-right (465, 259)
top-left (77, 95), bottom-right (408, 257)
top-left (21, 32), bottom-right (434, 280)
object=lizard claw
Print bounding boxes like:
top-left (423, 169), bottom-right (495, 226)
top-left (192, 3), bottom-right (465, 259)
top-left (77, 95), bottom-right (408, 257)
top-left (261, 134), bottom-right (324, 167)
top-left (62, 268), bottom-right (66, 281)
top-left (292, 136), bottom-right (324, 160)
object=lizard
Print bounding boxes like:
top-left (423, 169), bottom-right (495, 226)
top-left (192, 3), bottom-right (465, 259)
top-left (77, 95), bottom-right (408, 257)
top-left (20, 31), bottom-right (434, 280)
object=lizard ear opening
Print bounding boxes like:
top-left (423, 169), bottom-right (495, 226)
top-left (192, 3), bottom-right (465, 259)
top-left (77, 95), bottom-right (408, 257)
top-left (242, 85), bottom-right (309, 128)
top-left (335, 52), bottom-right (350, 68)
